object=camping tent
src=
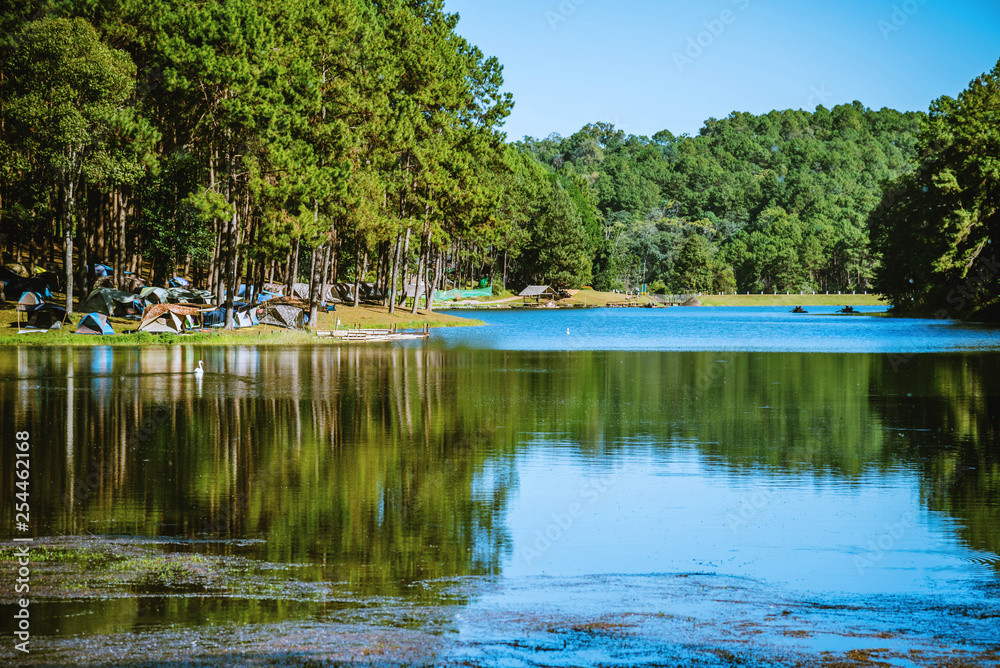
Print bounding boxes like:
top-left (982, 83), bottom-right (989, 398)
top-left (335, 283), bottom-right (355, 302)
top-left (16, 291), bottom-right (43, 311)
top-left (90, 263), bottom-right (113, 278)
top-left (259, 303), bottom-right (306, 329)
top-left (237, 284), bottom-right (282, 303)
top-left (165, 287), bottom-right (214, 304)
top-left (138, 286), bottom-right (170, 304)
top-left (76, 313), bottom-right (115, 335)
top-left (80, 288), bottom-right (143, 317)
top-left (138, 304), bottom-right (205, 334)
top-left (169, 276), bottom-right (191, 287)
top-left (16, 292), bottom-right (45, 330)
top-left (202, 302), bottom-right (257, 328)
top-left (293, 283), bottom-right (342, 303)
top-left (234, 310), bottom-right (255, 328)
top-left (139, 310), bottom-right (184, 333)
top-left (27, 304), bottom-right (67, 330)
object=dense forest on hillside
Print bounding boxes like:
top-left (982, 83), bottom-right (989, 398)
top-left (518, 105), bottom-right (924, 294)
top-left (1, 1), bottom-right (997, 324)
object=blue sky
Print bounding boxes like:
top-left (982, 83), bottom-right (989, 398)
top-left (442, 0), bottom-right (1000, 141)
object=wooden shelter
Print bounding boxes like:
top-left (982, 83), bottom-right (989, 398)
top-left (519, 285), bottom-right (560, 303)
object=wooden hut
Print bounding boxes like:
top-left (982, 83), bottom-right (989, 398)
top-left (519, 285), bottom-right (560, 304)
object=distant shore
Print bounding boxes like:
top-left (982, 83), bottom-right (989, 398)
top-left (0, 291), bottom-right (888, 346)
top-left (448, 290), bottom-right (885, 309)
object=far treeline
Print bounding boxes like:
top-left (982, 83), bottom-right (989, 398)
top-left (1, 2), bottom-right (998, 324)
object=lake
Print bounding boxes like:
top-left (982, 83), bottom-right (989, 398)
top-left (1, 307), bottom-right (998, 666)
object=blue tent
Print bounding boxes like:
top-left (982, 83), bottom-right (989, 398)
top-left (203, 302), bottom-right (261, 328)
top-left (236, 284), bottom-right (281, 303)
top-left (76, 312), bottom-right (115, 335)
top-left (91, 263), bottom-right (113, 278)
top-left (202, 306), bottom-right (226, 327)
top-left (169, 276), bottom-right (191, 287)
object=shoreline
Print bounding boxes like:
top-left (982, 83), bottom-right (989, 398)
top-left (2, 536), bottom-right (995, 668)
top-left (8, 292), bottom-right (977, 348)
top-left (0, 302), bottom-right (483, 347)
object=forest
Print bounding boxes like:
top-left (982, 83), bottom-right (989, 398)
top-left (1, 1), bottom-right (998, 325)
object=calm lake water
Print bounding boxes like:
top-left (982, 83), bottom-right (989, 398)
top-left (1, 307), bottom-right (998, 663)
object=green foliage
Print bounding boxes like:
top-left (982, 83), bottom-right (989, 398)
top-left (673, 234), bottom-right (713, 293)
top-left (517, 104), bottom-right (923, 294)
top-left (870, 59), bottom-right (1000, 317)
top-left (521, 180), bottom-right (592, 289)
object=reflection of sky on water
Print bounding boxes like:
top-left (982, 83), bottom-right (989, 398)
top-left (503, 444), bottom-right (992, 598)
top-left (436, 306), bottom-right (1000, 353)
top-left (88, 346), bottom-right (114, 398)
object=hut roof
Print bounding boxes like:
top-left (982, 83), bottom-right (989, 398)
top-left (519, 285), bottom-right (558, 298)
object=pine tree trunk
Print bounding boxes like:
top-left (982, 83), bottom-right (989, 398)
top-left (79, 189), bottom-right (89, 296)
top-left (64, 175), bottom-right (75, 315)
top-left (387, 233), bottom-right (402, 313)
top-left (397, 227), bottom-right (411, 308)
top-left (353, 248), bottom-right (367, 309)
top-left (410, 216), bottom-right (430, 315)
top-left (425, 249), bottom-right (442, 313)
top-left (307, 242), bottom-right (319, 325)
top-left (287, 238), bottom-right (300, 297)
top-left (223, 207), bottom-right (236, 330)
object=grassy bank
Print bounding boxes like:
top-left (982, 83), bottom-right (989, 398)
top-left (0, 299), bottom-right (480, 347)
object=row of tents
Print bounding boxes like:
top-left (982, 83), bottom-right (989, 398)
top-left (78, 286), bottom-right (219, 317)
top-left (12, 271), bottom-right (319, 335)
top-left (16, 292), bottom-right (115, 335)
top-left (17, 289), bottom-right (306, 336)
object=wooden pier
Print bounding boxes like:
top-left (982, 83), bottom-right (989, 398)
top-left (315, 324), bottom-right (431, 342)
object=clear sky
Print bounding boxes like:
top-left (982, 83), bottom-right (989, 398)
top-left (442, 0), bottom-right (1000, 141)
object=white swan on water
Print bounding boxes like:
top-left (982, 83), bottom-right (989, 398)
top-left (194, 360), bottom-right (204, 376)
